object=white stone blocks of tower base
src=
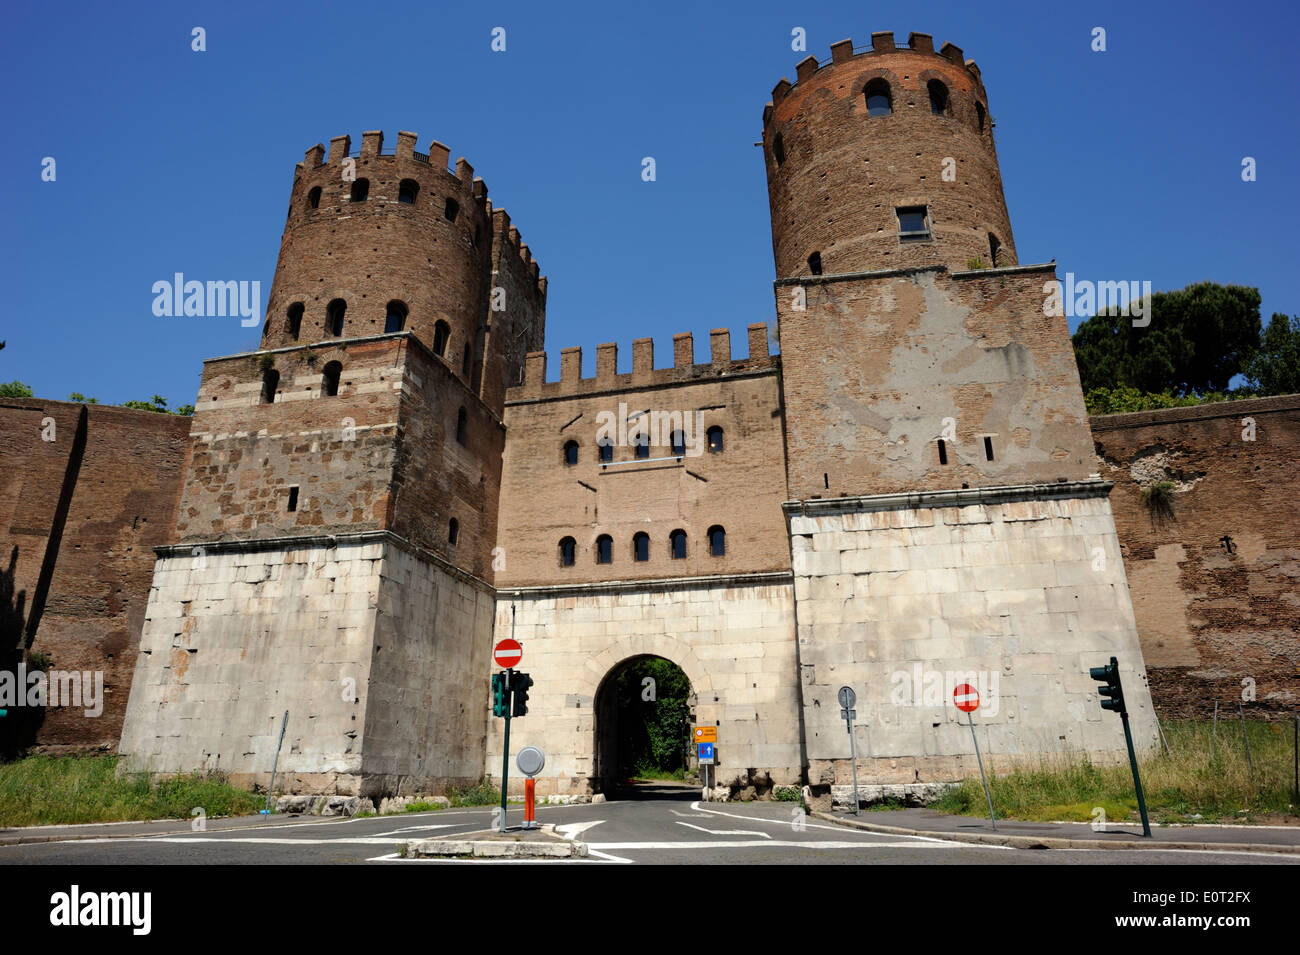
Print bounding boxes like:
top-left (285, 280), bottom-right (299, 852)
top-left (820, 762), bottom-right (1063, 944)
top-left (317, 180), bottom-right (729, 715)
top-left (787, 482), bottom-right (1159, 788)
top-left (117, 534), bottom-right (493, 796)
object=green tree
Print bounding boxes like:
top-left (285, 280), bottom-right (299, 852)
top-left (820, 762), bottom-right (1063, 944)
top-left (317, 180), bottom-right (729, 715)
top-left (1072, 282), bottom-right (1261, 396)
top-left (610, 657), bottom-right (692, 777)
top-left (68, 393), bottom-right (98, 404)
top-left (1242, 313), bottom-right (1300, 396)
top-left (0, 381), bottom-right (34, 398)
top-left (122, 395), bottom-right (169, 413)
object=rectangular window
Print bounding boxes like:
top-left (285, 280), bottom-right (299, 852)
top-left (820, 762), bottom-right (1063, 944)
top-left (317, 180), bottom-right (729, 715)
top-left (984, 436), bottom-right (995, 461)
top-left (287, 486), bottom-right (299, 512)
top-left (897, 206), bottom-right (932, 242)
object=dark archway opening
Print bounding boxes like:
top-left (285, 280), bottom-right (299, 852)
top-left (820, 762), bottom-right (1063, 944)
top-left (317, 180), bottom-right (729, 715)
top-left (594, 655), bottom-right (694, 798)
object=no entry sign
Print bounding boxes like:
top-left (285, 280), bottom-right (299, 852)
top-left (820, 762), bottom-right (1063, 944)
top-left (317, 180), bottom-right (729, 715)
top-left (493, 639), bottom-right (523, 668)
top-left (953, 683), bottom-right (980, 713)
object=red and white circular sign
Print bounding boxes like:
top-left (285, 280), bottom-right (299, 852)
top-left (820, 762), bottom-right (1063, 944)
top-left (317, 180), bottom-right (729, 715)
top-left (953, 683), bottom-right (980, 713)
top-left (493, 639), bottom-right (523, 668)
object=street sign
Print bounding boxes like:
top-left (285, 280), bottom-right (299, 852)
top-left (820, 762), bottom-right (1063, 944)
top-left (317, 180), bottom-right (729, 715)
top-left (837, 685), bottom-right (856, 709)
top-left (493, 638), bottom-right (523, 668)
top-left (517, 745), bottom-right (545, 777)
top-left (698, 742), bottom-right (715, 764)
top-left (693, 726), bottom-right (717, 743)
top-left (953, 683), bottom-right (980, 713)
top-left (840, 708), bottom-right (856, 721)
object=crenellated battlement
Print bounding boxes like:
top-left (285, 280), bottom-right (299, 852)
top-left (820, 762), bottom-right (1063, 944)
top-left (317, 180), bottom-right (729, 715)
top-left (298, 130), bottom-right (487, 193)
top-left (763, 31), bottom-right (984, 125)
top-left (506, 323), bottom-right (777, 403)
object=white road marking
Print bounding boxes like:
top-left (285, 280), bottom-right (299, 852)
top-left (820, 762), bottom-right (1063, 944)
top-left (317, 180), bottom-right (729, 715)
top-left (68, 836), bottom-right (414, 846)
top-left (676, 821), bottom-right (771, 839)
top-left (369, 824), bottom-right (461, 837)
top-left (687, 801), bottom-right (999, 847)
top-left (587, 840), bottom-right (961, 850)
top-left (555, 820), bottom-right (606, 840)
top-left (669, 809), bottom-right (711, 818)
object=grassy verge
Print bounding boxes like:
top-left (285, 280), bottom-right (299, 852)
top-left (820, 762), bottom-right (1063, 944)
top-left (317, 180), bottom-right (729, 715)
top-left (0, 755), bottom-right (264, 828)
top-left (930, 719), bottom-right (1299, 825)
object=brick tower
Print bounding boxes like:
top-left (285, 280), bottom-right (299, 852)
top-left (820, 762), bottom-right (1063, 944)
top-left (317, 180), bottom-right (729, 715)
top-left (765, 34), bottom-right (1159, 785)
top-left (118, 132), bottom-right (545, 797)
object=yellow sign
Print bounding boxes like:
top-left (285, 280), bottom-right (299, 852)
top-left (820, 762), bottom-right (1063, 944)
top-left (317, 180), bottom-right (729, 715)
top-left (693, 726), bottom-right (717, 743)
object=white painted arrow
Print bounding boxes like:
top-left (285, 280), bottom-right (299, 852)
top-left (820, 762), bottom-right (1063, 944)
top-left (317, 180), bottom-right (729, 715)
top-left (675, 821), bottom-right (771, 839)
top-left (556, 820), bottom-right (605, 840)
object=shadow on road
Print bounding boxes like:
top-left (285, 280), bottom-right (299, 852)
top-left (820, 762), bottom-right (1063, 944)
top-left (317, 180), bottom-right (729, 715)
top-left (600, 780), bottom-right (701, 802)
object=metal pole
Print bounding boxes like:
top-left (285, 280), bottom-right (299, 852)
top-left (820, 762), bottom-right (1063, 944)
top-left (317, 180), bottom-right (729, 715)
top-left (1155, 714), bottom-right (1171, 756)
top-left (967, 710), bottom-right (996, 831)
top-left (264, 709), bottom-right (289, 815)
top-left (847, 720), bottom-right (860, 815)
top-left (1119, 709), bottom-right (1152, 837)
top-left (499, 669), bottom-right (511, 832)
top-left (1238, 702), bottom-right (1254, 779)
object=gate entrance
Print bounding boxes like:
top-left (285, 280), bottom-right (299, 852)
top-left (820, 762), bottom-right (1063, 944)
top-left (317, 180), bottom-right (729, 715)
top-left (593, 655), bottom-right (694, 795)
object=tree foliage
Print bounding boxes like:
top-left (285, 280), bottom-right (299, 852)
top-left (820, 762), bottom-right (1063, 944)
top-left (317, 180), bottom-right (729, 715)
top-left (0, 381), bottom-right (34, 398)
top-left (1072, 282), bottom-right (1262, 395)
top-left (609, 656), bottom-right (692, 777)
top-left (1242, 313), bottom-right (1300, 397)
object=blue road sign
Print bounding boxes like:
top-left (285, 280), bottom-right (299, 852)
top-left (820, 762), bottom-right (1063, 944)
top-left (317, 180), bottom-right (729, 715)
top-left (698, 742), bottom-right (715, 764)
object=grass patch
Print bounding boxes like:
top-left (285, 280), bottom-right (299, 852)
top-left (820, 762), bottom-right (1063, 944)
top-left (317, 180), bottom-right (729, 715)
top-left (630, 766), bottom-right (687, 782)
top-left (930, 719), bottom-right (1298, 825)
top-left (0, 755), bottom-right (264, 827)
top-left (445, 781), bottom-right (500, 807)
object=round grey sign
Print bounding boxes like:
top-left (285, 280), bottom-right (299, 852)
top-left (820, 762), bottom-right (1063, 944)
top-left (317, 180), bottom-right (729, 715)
top-left (837, 686), bottom-right (856, 709)
top-left (516, 745), bottom-right (546, 777)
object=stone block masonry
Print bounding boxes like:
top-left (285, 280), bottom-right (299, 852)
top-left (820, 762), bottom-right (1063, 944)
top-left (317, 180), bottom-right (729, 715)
top-left (788, 482), bottom-right (1160, 788)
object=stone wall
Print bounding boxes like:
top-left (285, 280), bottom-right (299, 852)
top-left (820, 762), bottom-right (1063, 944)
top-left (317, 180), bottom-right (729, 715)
top-left (789, 483), bottom-right (1160, 787)
top-left (0, 399), bottom-right (190, 752)
top-left (485, 575), bottom-right (802, 795)
top-left (1091, 395), bottom-right (1300, 717)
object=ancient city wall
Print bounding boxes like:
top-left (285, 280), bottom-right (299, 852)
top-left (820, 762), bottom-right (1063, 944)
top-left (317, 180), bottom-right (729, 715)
top-left (485, 576), bottom-right (802, 796)
top-left (0, 399), bottom-right (190, 752)
top-left (1091, 395), bottom-right (1300, 718)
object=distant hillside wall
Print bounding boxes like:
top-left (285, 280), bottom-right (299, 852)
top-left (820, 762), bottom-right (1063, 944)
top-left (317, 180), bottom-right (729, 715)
top-left (0, 399), bottom-right (190, 752)
top-left (1089, 395), bottom-right (1300, 719)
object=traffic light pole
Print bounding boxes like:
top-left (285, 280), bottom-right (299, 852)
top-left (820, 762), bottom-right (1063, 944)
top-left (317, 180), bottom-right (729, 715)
top-left (1119, 707), bottom-right (1152, 838)
top-left (499, 668), bottom-right (512, 833)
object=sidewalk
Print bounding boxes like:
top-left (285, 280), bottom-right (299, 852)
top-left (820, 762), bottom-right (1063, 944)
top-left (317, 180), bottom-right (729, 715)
top-left (0, 811), bottom-right (343, 846)
top-left (812, 808), bottom-right (1300, 854)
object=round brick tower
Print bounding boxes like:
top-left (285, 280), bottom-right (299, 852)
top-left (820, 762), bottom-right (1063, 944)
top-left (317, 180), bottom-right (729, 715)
top-left (762, 32), bottom-right (1017, 279)
top-left (261, 130), bottom-right (491, 382)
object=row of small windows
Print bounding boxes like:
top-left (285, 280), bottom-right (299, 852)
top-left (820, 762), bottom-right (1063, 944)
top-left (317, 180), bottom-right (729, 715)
top-left (306, 181), bottom-right (460, 221)
top-left (935, 436), bottom-right (995, 465)
top-left (805, 207), bottom-right (1002, 272)
top-left (561, 428), bottom-right (724, 465)
top-left (278, 301), bottom-right (472, 373)
top-left (558, 527), bottom-right (726, 567)
top-left (771, 80), bottom-right (986, 168)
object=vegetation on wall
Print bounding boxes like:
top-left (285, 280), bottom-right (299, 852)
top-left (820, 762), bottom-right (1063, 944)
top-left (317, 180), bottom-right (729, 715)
top-left (0, 382), bottom-right (193, 416)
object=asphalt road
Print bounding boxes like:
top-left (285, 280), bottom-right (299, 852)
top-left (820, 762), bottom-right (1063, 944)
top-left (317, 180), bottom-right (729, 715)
top-left (5, 785), bottom-right (1299, 865)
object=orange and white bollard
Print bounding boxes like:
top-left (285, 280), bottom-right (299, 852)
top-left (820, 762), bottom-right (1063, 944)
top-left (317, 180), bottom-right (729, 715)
top-left (524, 777), bottom-right (537, 829)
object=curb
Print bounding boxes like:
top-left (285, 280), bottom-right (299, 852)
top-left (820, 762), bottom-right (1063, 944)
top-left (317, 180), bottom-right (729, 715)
top-left (809, 812), bottom-right (1300, 855)
top-left (407, 838), bottom-right (587, 859)
top-left (0, 814), bottom-right (331, 846)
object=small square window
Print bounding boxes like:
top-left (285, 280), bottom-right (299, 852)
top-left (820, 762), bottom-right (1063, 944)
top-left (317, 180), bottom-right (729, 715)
top-left (897, 206), bottom-right (931, 242)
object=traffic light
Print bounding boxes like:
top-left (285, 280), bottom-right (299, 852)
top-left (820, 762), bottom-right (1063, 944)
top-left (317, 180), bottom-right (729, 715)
top-left (1089, 656), bottom-right (1126, 715)
top-left (512, 672), bottom-right (533, 717)
top-left (491, 672), bottom-right (509, 718)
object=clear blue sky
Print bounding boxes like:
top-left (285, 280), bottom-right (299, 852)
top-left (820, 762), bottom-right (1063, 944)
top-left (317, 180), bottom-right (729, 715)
top-left (3, 0), bottom-right (1296, 407)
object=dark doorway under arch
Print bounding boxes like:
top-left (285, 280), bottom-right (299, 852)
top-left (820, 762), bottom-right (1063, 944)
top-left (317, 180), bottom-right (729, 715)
top-left (593, 655), bottom-right (694, 795)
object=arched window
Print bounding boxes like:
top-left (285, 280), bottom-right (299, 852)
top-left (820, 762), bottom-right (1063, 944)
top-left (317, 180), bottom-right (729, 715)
top-left (975, 102), bottom-right (986, 133)
top-left (462, 344), bottom-right (471, 377)
top-left (633, 532), bottom-right (650, 562)
top-left (772, 133), bottom-right (786, 166)
top-left (988, 233), bottom-right (1001, 268)
top-left (260, 369), bottom-right (279, 404)
top-left (708, 525), bottom-right (726, 557)
top-left (286, 302), bottom-right (304, 341)
top-left (558, 536), bottom-right (576, 567)
top-left (444, 198), bottom-right (459, 221)
top-left (563, 440), bottom-right (579, 466)
top-left (597, 437), bottom-right (613, 463)
top-left (321, 361), bottom-right (342, 397)
top-left (927, 79), bottom-right (949, 115)
top-left (307, 186), bottom-right (321, 210)
top-left (864, 79), bottom-right (892, 116)
top-left (808, 251), bottom-right (823, 276)
top-left (385, 300), bottom-right (407, 333)
top-left (596, 534), bottom-right (613, 565)
top-left (669, 529), bottom-right (687, 560)
top-left (448, 517), bottom-right (459, 545)
top-left (350, 178), bottom-right (369, 202)
top-left (326, 299), bottom-right (346, 336)
top-left (456, 407), bottom-right (467, 446)
top-left (707, 426), bottom-right (724, 453)
top-left (670, 430), bottom-right (686, 457)
top-left (433, 320), bottom-right (450, 357)
top-left (398, 179), bottom-right (419, 205)
top-left (634, 432), bottom-right (650, 459)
